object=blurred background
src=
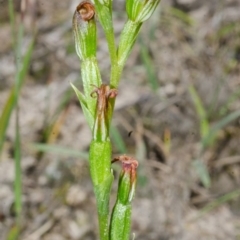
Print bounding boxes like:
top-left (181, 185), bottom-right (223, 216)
top-left (0, 0), bottom-right (240, 239)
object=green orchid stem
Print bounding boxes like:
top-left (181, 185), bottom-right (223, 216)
top-left (100, 15), bottom-right (119, 89)
top-left (95, 178), bottom-right (113, 240)
top-left (110, 20), bottom-right (142, 88)
top-left (110, 66), bottom-right (121, 89)
top-left (118, 20), bottom-right (142, 69)
top-left (105, 27), bottom-right (117, 68)
top-left (110, 203), bottom-right (131, 240)
top-left (89, 84), bottom-right (117, 239)
top-left (90, 140), bottom-right (113, 240)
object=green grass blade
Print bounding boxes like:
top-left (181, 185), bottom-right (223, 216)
top-left (30, 143), bottom-right (89, 160)
top-left (0, 39), bottom-right (34, 156)
top-left (139, 38), bottom-right (159, 91)
top-left (194, 189), bottom-right (240, 220)
top-left (169, 7), bottom-right (194, 26)
top-left (110, 125), bottom-right (127, 153)
top-left (203, 109), bottom-right (240, 149)
top-left (70, 83), bottom-right (94, 129)
top-left (135, 136), bottom-right (148, 186)
top-left (17, 39), bottom-right (34, 84)
top-left (189, 85), bottom-right (209, 140)
top-left (8, 0), bottom-right (16, 48)
top-left (216, 22), bottom-right (238, 39)
top-left (0, 89), bottom-right (15, 155)
top-left (14, 109), bottom-right (22, 222)
top-left (219, 86), bottom-right (240, 116)
top-left (7, 225), bottom-right (20, 240)
top-left (15, 24), bottom-right (24, 76)
top-left (192, 159), bottom-right (211, 188)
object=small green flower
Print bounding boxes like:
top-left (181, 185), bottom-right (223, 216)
top-left (72, 2), bottom-right (103, 128)
top-left (91, 84), bottom-right (117, 142)
top-left (112, 155), bottom-right (138, 203)
top-left (126, 0), bottom-right (161, 23)
top-left (117, 0), bottom-right (161, 73)
top-left (72, 1), bottom-right (96, 60)
top-left (110, 155), bottom-right (138, 240)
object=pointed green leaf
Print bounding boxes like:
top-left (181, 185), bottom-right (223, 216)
top-left (189, 85), bottom-right (209, 140)
top-left (72, 2), bottom-right (97, 61)
top-left (7, 225), bottom-right (20, 240)
top-left (110, 125), bottom-right (127, 153)
top-left (70, 83), bottom-right (94, 129)
top-left (203, 109), bottom-right (240, 148)
top-left (30, 143), bottom-right (89, 159)
top-left (126, 0), bottom-right (161, 23)
top-left (81, 58), bottom-right (102, 117)
top-left (193, 159), bottom-right (211, 188)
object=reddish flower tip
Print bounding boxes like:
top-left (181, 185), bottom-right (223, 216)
top-left (112, 155), bottom-right (138, 184)
top-left (76, 1), bottom-right (95, 21)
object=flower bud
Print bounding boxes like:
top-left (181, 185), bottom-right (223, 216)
top-left (110, 155), bottom-right (138, 239)
top-left (126, 0), bottom-right (161, 23)
top-left (91, 84), bottom-right (117, 142)
top-left (112, 155), bottom-right (138, 204)
top-left (72, 1), bottom-right (97, 60)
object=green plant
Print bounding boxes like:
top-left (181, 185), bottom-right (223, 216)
top-left (1, 1), bottom-right (36, 238)
top-left (193, 189), bottom-right (240, 221)
top-left (189, 85), bottom-right (240, 188)
top-left (71, 0), bottom-right (161, 239)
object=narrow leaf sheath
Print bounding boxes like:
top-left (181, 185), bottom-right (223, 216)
top-left (89, 84), bottom-right (117, 240)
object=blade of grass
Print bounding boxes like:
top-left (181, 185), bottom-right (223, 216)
top-left (189, 85), bottom-right (209, 140)
top-left (217, 22), bottom-right (238, 39)
top-left (8, 0), bottom-right (16, 48)
top-left (203, 109), bottom-right (240, 149)
top-left (169, 7), bottom-right (194, 26)
top-left (193, 189), bottom-right (240, 220)
top-left (14, 105), bottom-right (22, 222)
top-left (207, 78), bottom-right (223, 119)
top-left (14, 45), bottom-right (23, 223)
top-left (139, 38), bottom-right (159, 91)
top-left (0, 39), bottom-right (34, 156)
top-left (7, 225), bottom-right (20, 240)
top-left (110, 124), bottom-right (127, 154)
top-left (30, 143), bottom-right (89, 160)
top-left (219, 86), bottom-right (240, 116)
top-left (192, 159), bottom-right (211, 188)
top-left (135, 135), bottom-right (147, 186)
top-left (188, 85), bottom-right (210, 188)
top-left (8, 0), bottom-right (24, 226)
